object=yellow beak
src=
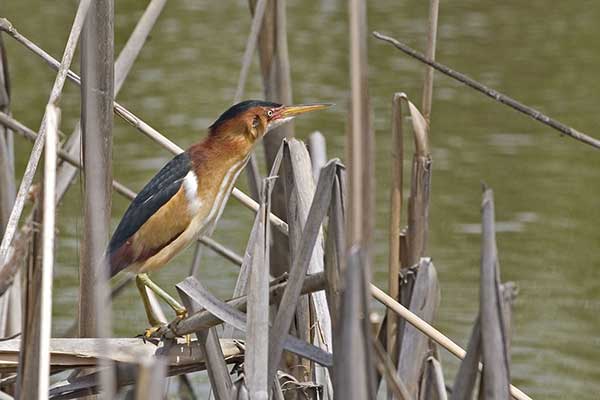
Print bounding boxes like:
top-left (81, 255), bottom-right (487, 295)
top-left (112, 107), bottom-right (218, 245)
top-left (278, 103), bottom-right (334, 118)
top-left (266, 103), bottom-right (333, 132)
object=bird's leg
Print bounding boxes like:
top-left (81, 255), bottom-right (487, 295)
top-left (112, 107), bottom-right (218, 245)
top-left (136, 273), bottom-right (187, 319)
top-left (136, 275), bottom-right (166, 338)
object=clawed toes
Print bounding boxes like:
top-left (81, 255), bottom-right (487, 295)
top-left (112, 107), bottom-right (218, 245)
top-left (137, 324), bottom-right (167, 343)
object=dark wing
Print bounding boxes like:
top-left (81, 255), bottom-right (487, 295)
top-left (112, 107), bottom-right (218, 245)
top-left (107, 152), bottom-right (191, 276)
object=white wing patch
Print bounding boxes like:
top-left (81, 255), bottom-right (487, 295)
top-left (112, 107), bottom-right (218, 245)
top-left (183, 171), bottom-right (202, 214)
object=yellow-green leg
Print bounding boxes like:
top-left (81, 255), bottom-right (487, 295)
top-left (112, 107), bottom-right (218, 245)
top-left (136, 273), bottom-right (187, 331)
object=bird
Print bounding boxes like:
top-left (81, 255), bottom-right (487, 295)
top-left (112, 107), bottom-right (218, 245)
top-left (106, 99), bottom-right (331, 335)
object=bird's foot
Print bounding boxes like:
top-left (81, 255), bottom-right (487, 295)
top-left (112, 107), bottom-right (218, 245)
top-left (144, 324), bottom-right (164, 338)
top-left (137, 324), bottom-right (168, 344)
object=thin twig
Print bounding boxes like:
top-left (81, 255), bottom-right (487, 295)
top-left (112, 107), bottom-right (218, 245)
top-left (373, 31), bottom-right (600, 150)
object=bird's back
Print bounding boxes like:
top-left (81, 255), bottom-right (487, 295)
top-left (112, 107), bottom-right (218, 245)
top-left (107, 152), bottom-right (192, 277)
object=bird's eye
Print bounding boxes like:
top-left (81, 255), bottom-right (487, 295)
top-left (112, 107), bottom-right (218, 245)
top-left (267, 110), bottom-right (273, 118)
top-left (252, 115), bottom-right (260, 128)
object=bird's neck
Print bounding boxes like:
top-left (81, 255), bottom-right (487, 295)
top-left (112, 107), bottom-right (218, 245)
top-left (189, 133), bottom-right (251, 168)
top-left (187, 134), bottom-right (253, 191)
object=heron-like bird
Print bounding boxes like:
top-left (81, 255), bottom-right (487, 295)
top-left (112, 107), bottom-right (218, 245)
top-left (107, 100), bottom-right (331, 334)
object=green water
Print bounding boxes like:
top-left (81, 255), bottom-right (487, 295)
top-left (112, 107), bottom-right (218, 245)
top-left (3, 1), bottom-right (600, 398)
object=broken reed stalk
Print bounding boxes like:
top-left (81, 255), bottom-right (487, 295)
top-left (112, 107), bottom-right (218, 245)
top-left (372, 31), bottom-right (600, 150)
top-left (452, 192), bottom-right (516, 400)
top-left (386, 93), bottom-right (403, 365)
top-left (0, 18), bottom-right (289, 235)
top-left (324, 168), bottom-right (345, 327)
top-left (245, 179), bottom-right (273, 399)
top-left (421, 0), bottom-right (440, 123)
top-left (480, 188), bottom-right (510, 397)
top-left (284, 140), bottom-right (332, 396)
top-left (0, 0), bottom-right (91, 270)
top-left (389, 94), bottom-right (433, 396)
top-left (39, 104), bottom-right (60, 400)
top-left (267, 161), bottom-right (336, 389)
top-left (403, 95), bottom-right (431, 266)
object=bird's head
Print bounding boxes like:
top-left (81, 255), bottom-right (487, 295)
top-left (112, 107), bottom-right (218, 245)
top-left (208, 100), bottom-right (332, 150)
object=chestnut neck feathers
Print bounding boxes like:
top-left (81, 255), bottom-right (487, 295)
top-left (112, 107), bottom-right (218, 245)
top-left (187, 133), bottom-right (249, 176)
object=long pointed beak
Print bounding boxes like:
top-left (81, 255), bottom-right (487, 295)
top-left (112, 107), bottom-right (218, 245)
top-left (266, 103), bottom-right (333, 132)
top-left (278, 103), bottom-right (333, 118)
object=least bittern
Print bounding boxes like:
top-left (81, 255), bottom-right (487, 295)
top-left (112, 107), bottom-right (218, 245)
top-left (106, 100), bottom-right (331, 334)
